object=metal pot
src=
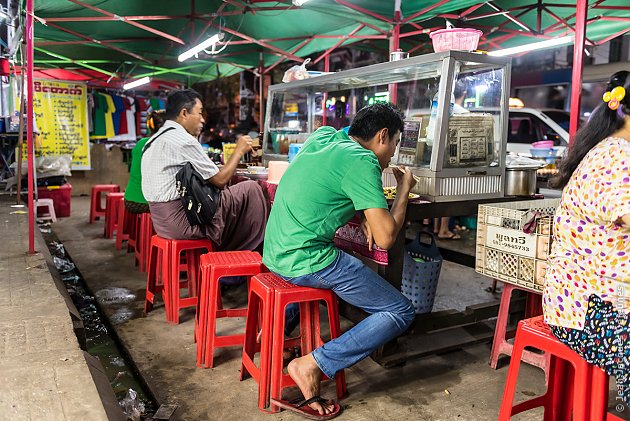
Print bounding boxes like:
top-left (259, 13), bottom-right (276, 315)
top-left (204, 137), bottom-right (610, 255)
top-left (505, 167), bottom-right (538, 196)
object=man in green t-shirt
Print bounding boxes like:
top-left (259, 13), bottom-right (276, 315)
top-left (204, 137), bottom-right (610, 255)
top-left (263, 103), bottom-right (416, 418)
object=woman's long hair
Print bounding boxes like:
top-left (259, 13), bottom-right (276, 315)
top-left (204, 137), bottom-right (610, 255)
top-left (551, 70), bottom-right (630, 189)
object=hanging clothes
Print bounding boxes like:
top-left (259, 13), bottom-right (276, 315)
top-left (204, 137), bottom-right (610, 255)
top-left (101, 93), bottom-right (116, 139)
top-left (126, 96), bottom-right (137, 138)
top-left (111, 94), bottom-right (126, 135)
top-left (91, 92), bottom-right (108, 139)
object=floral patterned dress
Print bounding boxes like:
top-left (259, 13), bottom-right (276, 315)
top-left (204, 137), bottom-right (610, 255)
top-left (543, 136), bottom-right (630, 405)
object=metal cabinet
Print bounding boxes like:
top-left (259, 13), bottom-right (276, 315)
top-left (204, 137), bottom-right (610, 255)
top-left (263, 50), bottom-right (511, 201)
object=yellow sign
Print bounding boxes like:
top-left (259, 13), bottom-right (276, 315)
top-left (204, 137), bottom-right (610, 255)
top-left (32, 80), bottom-right (91, 169)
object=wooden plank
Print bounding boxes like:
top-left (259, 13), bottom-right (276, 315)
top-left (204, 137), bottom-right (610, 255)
top-left (376, 321), bottom-right (496, 368)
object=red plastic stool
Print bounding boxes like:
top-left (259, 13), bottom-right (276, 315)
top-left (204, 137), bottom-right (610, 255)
top-left (144, 235), bottom-right (214, 324)
top-left (104, 192), bottom-right (125, 239)
top-left (115, 199), bottom-right (132, 250)
top-left (499, 316), bottom-right (592, 420)
top-left (490, 283), bottom-right (549, 382)
top-left (195, 251), bottom-right (263, 368)
top-left (126, 211), bottom-right (142, 253)
top-left (589, 366), bottom-right (626, 421)
top-left (240, 272), bottom-right (347, 413)
top-left (89, 184), bottom-right (119, 223)
top-left (134, 213), bottom-right (154, 272)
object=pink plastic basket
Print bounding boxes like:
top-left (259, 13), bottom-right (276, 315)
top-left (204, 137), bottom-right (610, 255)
top-left (429, 28), bottom-right (483, 52)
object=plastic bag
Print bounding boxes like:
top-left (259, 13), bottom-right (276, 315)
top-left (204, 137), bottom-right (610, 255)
top-left (282, 58), bottom-right (311, 83)
top-left (119, 388), bottom-right (145, 421)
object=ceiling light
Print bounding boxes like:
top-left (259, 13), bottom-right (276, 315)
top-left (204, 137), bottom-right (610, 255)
top-left (488, 36), bottom-right (574, 57)
top-left (123, 77), bottom-right (151, 90)
top-left (178, 33), bottom-right (225, 62)
top-left (292, 0), bottom-right (311, 5)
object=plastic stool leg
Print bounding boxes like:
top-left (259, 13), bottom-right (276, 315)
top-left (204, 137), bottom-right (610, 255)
top-left (490, 283), bottom-right (515, 369)
top-left (498, 329), bottom-right (526, 420)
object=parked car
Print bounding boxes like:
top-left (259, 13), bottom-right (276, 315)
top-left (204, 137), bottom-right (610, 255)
top-left (505, 108), bottom-right (570, 156)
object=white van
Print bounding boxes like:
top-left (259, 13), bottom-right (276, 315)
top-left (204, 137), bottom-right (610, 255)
top-left (505, 108), bottom-right (570, 156)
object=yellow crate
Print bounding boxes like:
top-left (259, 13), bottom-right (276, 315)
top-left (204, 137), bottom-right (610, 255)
top-left (475, 199), bottom-right (559, 293)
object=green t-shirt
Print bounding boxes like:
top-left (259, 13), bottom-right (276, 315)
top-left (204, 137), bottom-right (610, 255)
top-left (124, 137), bottom-right (149, 204)
top-left (263, 127), bottom-right (387, 277)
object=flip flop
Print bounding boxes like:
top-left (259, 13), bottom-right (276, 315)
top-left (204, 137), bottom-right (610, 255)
top-left (438, 232), bottom-right (461, 240)
top-left (270, 396), bottom-right (342, 420)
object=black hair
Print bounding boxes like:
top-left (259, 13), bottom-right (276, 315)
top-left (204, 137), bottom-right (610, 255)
top-left (454, 79), bottom-right (468, 100)
top-left (165, 89), bottom-right (202, 120)
top-left (348, 102), bottom-right (404, 142)
top-left (148, 110), bottom-right (166, 135)
top-left (551, 71), bottom-right (630, 189)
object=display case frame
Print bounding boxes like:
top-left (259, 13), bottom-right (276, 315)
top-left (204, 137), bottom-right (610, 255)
top-left (263, 50), bottom-right (512, 201)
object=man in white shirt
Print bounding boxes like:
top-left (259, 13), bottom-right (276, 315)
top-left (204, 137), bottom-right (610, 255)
top-left (142, 89), bottom-right (267, 251)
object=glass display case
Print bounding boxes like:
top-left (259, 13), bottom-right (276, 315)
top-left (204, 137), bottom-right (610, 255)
top-left (262, 50), bottom-right (511, 201)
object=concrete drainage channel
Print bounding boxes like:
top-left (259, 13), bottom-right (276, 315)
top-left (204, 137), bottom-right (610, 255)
top-left (38, 223), bottom-right (170, 420)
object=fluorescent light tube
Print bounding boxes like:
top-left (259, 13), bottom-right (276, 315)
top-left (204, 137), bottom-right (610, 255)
top-left (292, 0), bottom-right (310, 5)
top-left (123, 77), bottom-right (151, 90)
top-left (488, 36), bottom-right (574, 57)
top-left (178, 33), bottom-right (225, 62)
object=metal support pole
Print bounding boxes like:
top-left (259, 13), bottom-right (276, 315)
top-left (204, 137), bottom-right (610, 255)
top-left (259, 52), bottom-right (264, 129)
top-left (322, 53), bottom-right (329, 126)
top-left (388, 0), bottom-right (402, 105)
top-left (26, 0), bottom-right (35, 254)
top-left (569, 0), bottom-right (587, 140)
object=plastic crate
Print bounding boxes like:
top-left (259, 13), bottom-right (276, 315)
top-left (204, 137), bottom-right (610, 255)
top-left (475, 198), bottom-right (559, 293)
top-left (37, 184), bottom-right (72, 217)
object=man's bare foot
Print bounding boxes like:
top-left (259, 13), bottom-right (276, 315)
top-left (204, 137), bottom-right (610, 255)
top-left (287, 354), bottom-right (335, 416)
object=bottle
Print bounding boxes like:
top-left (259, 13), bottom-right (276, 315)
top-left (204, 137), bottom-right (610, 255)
top-left (425, 91), bottom-right (454, 147)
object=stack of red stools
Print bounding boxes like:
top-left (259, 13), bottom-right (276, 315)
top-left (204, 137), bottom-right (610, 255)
top-left (114, 199), bottom-right (135, 250)
top-left (195, 251), bottom-right (263, 368)
top-left (104, 192), bottom-right (125, 239)
top-left (240, 272), bottom-right (347, 413)
top-left (125, 211), bottom-right (142, 253)
top-left (499, 315), bottom-right (625, 421)
top-left (89, 184), bottom-right (119, 224)
top-left (144, 235), bottom-right (214, 324)
top-left (134, 213), bottom-right (154, 272)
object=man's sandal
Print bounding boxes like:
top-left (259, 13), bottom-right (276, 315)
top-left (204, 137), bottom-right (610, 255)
top-left (270, 396), bottom-right (342, 420)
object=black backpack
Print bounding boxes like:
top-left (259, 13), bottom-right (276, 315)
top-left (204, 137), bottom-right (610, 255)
top-left (143, 127), bottom-right (221, 228)
top-left (175, 162), bottom-right (221, 227)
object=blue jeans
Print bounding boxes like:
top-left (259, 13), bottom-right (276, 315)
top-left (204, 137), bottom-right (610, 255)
top-left (274, 250), bottom-right (415, 379)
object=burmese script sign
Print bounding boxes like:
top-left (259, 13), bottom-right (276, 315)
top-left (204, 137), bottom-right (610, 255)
top-left (33, 80), bottom-right (90, 169)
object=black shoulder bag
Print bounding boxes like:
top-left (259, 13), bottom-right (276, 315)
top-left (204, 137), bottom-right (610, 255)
top-left (174, 162), bottom-right (221, 227)
top-left (142, 126), bottom-right (221, 228)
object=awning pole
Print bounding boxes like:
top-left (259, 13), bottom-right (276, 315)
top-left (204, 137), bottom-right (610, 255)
top-left (26, 0), bottom-right (35, 254)
top-left (388, 0), bottom-right (402, 104)
top-left (322, 53), bottom-right (329, 126)
top-left (259, 52), bottom-right (264, 129)
top-left (569, 0), bottom-right (587, 140)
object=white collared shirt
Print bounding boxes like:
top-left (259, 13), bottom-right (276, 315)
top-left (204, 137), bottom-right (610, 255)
top-left (141, 120), bottom-right (219, 202)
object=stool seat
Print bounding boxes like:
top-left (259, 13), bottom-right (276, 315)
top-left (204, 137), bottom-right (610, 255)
top-left (89, 184), bottom-right (119, 223)
top-left (241, 272), bottom-right (347, 413)
top-left (195, 251), bottom-right (263, 368)
top-left (499, 315), bottom-right (620, 421)
top-left (35, 198), bottom-right (57, 223)
top-left (144, 235), bottom-right (214, 324)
